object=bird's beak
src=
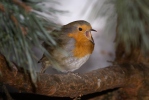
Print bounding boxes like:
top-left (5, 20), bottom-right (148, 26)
top-left (91, 29), bottom-right (97, 32)
top-left (85, 29), bottom-right (96, 44)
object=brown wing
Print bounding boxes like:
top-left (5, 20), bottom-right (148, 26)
top-left (38, 28), bottom-right (70, 63)
top-left (38, 26), bottom-right (75, 69)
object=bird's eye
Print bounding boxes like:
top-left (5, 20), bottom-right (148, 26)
top-left (79, 27), bottom-right (82, 31)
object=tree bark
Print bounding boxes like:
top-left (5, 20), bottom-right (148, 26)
top-left (0, 54), bottom-right (147, 98)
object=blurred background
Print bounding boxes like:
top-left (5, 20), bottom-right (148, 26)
top-left (34, 0), bottom-right (116, 74)
top-left (2, 1), bottom-right (149, 99)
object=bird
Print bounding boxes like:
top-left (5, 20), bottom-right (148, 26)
top-left (38, 20), bottom-right (96, 73)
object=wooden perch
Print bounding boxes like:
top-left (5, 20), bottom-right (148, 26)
top-left (0, 54), bottom-right (146, 98)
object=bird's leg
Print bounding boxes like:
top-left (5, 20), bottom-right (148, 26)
top-left (40, 62), bottom-right (50, 74)
top-left (40, 66), bottom-right (46, 73)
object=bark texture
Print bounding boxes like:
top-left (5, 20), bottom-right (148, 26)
top-left (0, 54), bottom-right (148, 99)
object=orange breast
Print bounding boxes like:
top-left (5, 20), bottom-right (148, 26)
top-left (68, 33), bottom-right (94, 58)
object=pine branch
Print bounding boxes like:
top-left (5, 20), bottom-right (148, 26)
top-left (88, 0), bottom-right (149, 54)
top-left (115, 0), bottom-right (149, 53)
top-left (0, 54), bottom-right (145, 98)
top-left (0, 0), bottom-right (63, 83)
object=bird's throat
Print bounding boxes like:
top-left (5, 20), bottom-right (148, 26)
top-left (68, 33), bottom-right (94, 58)
top-left (73, 40), bottom-right (94, 58)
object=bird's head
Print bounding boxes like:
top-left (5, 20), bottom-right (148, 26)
top-left (62, 20), bottom-right (96, 58)
top-left (62, 20), bottom-right (96, 44)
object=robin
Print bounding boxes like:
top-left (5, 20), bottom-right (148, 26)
top-left (38, 20), bottom-right (96, 73)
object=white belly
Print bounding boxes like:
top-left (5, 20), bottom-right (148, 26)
top-left (52, 54), bottom-right (90, 73)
